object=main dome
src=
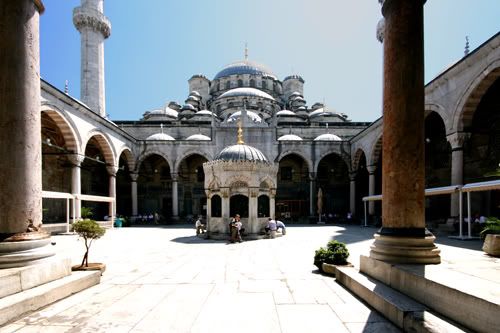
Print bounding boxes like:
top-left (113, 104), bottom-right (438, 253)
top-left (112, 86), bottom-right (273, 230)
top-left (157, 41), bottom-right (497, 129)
top-left (214, 60), bottom-right (277, 80)
top-left (215, 144), bottom-right (269, 163)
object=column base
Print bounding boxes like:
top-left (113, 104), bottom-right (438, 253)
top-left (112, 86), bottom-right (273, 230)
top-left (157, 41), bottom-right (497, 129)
top-left (369, 231), bottom-right (441, 264)
top-left (0, 237), bottom-right (55, 269)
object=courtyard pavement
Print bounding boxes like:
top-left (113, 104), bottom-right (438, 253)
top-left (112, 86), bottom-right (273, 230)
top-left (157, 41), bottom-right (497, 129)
top-left (1, 224), bottom-right (491, 332)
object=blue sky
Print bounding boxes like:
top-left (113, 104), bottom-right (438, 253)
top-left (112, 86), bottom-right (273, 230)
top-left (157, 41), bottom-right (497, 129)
top-left (40, 0), bottom-right (500, 122)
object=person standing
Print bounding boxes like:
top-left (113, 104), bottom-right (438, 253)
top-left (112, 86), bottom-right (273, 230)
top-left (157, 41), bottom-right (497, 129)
top-left (229, 214), bottom-right (242, 243)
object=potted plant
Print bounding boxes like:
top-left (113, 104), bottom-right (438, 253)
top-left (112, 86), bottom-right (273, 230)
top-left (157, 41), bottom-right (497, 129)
top-left (480, 217), bottom-right (500, 257)
top-left (314, 240), bottom-right (350, 275)
top-left (72, 208), bottom-right (106, 273)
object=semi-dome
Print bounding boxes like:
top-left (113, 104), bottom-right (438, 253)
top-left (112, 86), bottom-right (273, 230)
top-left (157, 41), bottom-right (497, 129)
top-left (214, 60), bottom-right (277, 80)
top-left (314, 133), bottom-right (342, 141)
top-left (219, 87), bottom-right (275, 100)
top-left (278, 134), bottom-right (303, 141)
top-left (196, 110), bottom-right (216, 117)
top-left (227, 110), bottom-right (263, 124)
top-left (276, 110), bottom-right (296, 116)
top-left (215, 144), bottom-right (269, 163)
top-left (186, 134), bottom-right (211, 141)
top-left (146, 133), bottom-right (175, 141)
top-left (309, 107), bottom-right (336, 118)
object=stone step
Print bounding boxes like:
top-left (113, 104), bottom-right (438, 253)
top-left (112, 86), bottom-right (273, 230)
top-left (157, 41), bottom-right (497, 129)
top-left (335, 265), bottom-right (469, 332)
top-left (0, 257), bottom-right (71, 299)
top-left (0, 270), bottom-right (101, 326)
top-left (359, 255), bottom-right (500, 333)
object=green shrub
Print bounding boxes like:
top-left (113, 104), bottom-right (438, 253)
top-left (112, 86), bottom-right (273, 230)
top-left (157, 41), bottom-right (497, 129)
top-left (479, 217), bottom-right (500, 240)
top-left (73, 219), bottom-right (106, 267)
top-left (314, 240), bottom-right (349, 270)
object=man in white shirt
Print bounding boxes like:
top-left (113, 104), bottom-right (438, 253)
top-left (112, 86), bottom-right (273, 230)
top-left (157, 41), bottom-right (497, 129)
top-left (276, 220), bottom-right (286, 235)
top-left (195, 216), bottom-right (205, 235)
top-left (266, 217), bottom-right (277, 238)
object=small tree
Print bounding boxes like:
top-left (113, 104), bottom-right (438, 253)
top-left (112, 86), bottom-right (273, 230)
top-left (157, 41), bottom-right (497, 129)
top-left (72, 219), bottom-right (105, 267)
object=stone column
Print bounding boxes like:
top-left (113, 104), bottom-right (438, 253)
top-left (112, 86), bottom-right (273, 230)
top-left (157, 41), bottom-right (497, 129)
top-left (69, 154), bottom-right (85, 219)
top-left (130, 172), bottom-right (138, 216)
top-left (309, 173), bottom-right (316, 216)
top-left (366, 165), bottom-right (377, 215)
top-left (171, 174), bottom-right (179, 218)
top-left (107, 166), bottom-right (118, 224)
top-left (248, 188), bottom-right (258, 233)
top-left (270, 189), bottom-right (276, 219)
top-left (0, 0), bottom-right (54, 268)
top-left (349, 172), bottom-right (357, 216)
top-left (73, 0), bottom-right (111, 117)
top-left (221, 189), bottom-right (230, 233)
top-left (447, 132), bottom-right (468, 217)
top-left (370, 0), bottom-right (440, 264)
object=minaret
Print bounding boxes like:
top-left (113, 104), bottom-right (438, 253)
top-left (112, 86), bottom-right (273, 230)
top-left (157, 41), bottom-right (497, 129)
top-left (73, 0), bottom-right (111, 117)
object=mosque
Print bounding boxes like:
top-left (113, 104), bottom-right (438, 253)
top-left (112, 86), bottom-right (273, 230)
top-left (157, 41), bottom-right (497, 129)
top-left (39, 0), bottom-right (500, 236)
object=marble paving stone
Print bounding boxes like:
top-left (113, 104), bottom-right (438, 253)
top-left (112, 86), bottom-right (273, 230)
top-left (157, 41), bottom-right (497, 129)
top-left (277, 304), bottom-right (349, 333)
top-left (329, 303), bottom-right (387, 323)
top-left (345, 322), bottom-right (401, 333)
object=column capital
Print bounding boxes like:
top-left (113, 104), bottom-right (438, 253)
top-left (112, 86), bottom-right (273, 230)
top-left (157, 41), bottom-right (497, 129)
top-left (106, 165), bottom-right (118, 177)
top-left (68, 154), bottom-right (85, 167)
top-left (308, 172), bottom-right (316, 181)
top-left (171, 173), bottom-right (178, 182)
top-left (446, 132), bottom-right (470, 150)
top-left (130, 172), bottom-right (139, 182)
top-left (34, 0), bottom-right (45, 13)
top-left (349, 172), bottom-right (357, 181)
top-left (366, 165), bottom-right (377, 174)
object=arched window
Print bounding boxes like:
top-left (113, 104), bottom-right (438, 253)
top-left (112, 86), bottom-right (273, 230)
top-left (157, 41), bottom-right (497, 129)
top-left (262, 80), bottom-right (267, 90)
top-left (237, 79), bottom-right (243, 87)
top-left (211, 195), bottom-right (222, 217)
top-left (225, 81), bottom-right (231, 90)
top-left (250, 79), bottom-right (256, 87)
top-left (258, 195), bottom-right (270, 217)
top-left (230, 194), bottom-right (248, 218)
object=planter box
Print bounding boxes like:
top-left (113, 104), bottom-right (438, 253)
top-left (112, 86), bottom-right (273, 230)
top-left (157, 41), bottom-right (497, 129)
top-left (482, 234), bottom-right (500, 257)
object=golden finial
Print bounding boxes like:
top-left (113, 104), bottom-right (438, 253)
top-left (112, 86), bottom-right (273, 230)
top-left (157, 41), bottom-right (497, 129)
top-left (237, 120), bottom-right (245, 144)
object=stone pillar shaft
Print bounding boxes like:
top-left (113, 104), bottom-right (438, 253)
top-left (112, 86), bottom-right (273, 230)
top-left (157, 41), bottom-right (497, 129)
top-left (270, 195), bottom-right (276, 220)
top-left (309, 174), bottom-right (315, 216)
top-left (130, 173), bottom-right (138, 216)
top-left (349, 178), bottom-right (356, 216)
top-left (70, 155), bottom-right (84, 219)
top-left (381, 0), bottom-right (425, 231)
top-left (447, 132), bottom-right (467, 217)
top-left (172, 177), bottom-right (178, 217)
top-left (366, 166), bottom-right (377, 215)
top-left (0, 0), bottom-right (43, 234)
top-left (370, 0), bottom-right (440, 264)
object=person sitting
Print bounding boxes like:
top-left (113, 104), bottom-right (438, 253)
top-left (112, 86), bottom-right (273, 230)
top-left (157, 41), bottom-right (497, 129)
top-left (195, 216), bottom-right (206, 235)
top-left (276, 219), bottom-right (286, 235)
top-left (265, 217), bottom-right (278, 238)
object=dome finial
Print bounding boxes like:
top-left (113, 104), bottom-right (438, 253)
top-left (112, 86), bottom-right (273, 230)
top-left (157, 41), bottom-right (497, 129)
top-left (244, 42), bottom-right (248, 60)
top-left (237, 120), bottom-right (245, 145)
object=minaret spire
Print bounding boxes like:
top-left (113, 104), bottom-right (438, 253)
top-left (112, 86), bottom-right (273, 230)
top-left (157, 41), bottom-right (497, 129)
top-left (73, 0), bottom-right (111, 117)
top-left (464, 36), bottom-right (470, 56)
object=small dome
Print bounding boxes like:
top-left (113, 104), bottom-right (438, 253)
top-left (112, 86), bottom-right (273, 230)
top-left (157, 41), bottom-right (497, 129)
top-left (276, 110), bottom-right (296, 116)
top-left (146, 133), bottom-right (175, 141)
top-left (278, 134), bottom-right (303, 141)
top-left (182, 104), bottom-right (196, 111)
top-left (214, 60), bottom-right (277, 80)
top-left (164, 107), bottom-right (179, 118)
top-left (227, 110), bottom-right (262, 124)
top-left (284, 75), bottom-right (305, 83)
top-left (215, 144), bottom-right (269, 163)
top-left (309, 107), bottom-right (334, 118)
top-left (314, 133), bottom-right (342, 141)
top-left (190, 91), bottom-right (202, 97)
top-left (219, 87), bottom-right (275, 100)
top-left (142, 107), bottom-right (178, 121)
top-left (196, 110), bottom-right (215, 116)
top-left (186, 134), bottom-right (211, 141)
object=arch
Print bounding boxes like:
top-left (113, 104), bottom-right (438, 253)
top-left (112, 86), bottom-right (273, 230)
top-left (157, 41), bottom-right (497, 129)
top-left (258, 194), bottom-right (270, 217)
top-left (40, 103), bottom-right (80, 154)
top-left (136, 150), bottom-right (173, 173)
top-left (259, 176), bottom-right (275, 189)
top-left (369, 135), bottom-right (383, 166)
top-left (82, 130), bottom-right (117, 167)
top-left (424, 103), bottom-right (449, 131)
top-left (453, 61), bottom-right (500, 132)
top-left (351, 148), bottom-right (367, 173)
top-left (173, 150), bottom-right (212, 174)
top-left (117, 146), bottom-right (136, 171)
top-left (314, 151), bottom-right (350, 174)
top-left (275, 151), bottom-right (312, 173)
